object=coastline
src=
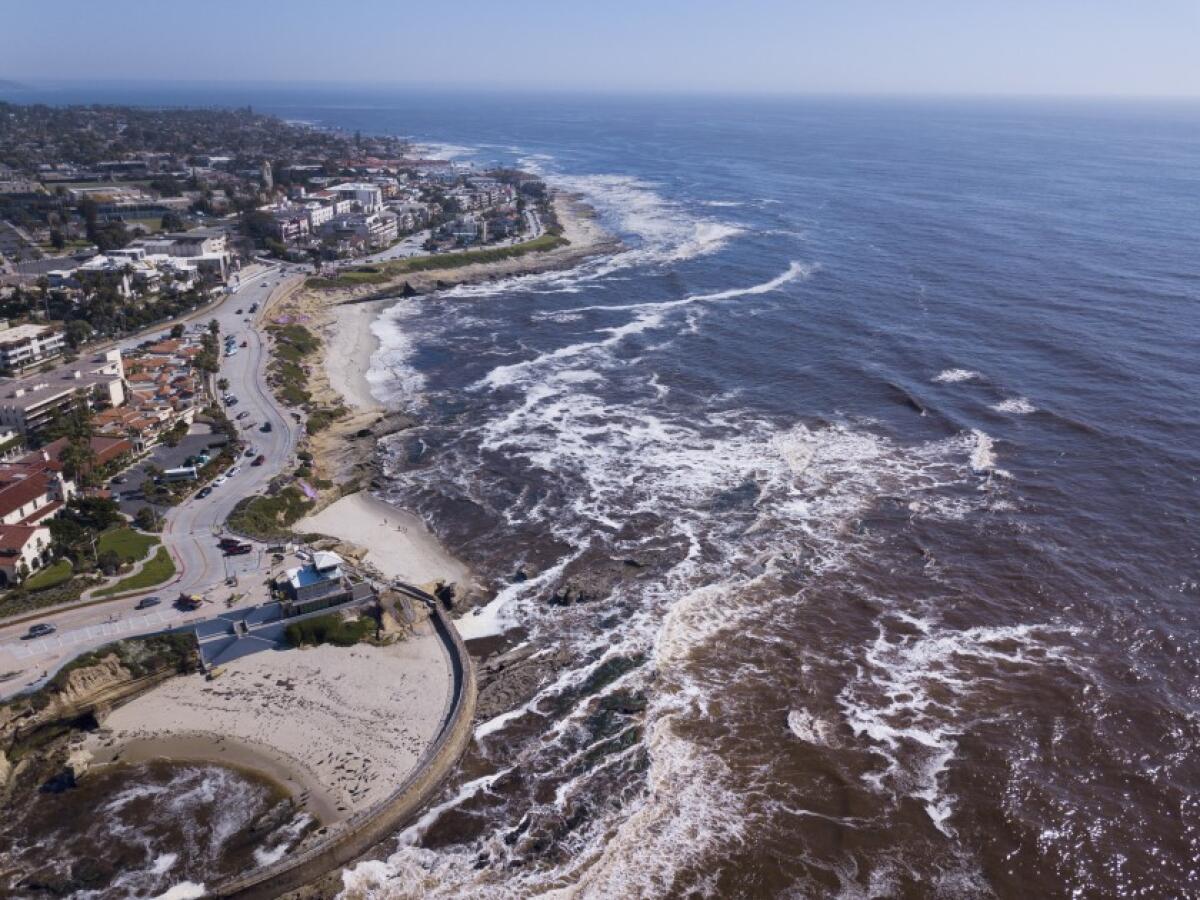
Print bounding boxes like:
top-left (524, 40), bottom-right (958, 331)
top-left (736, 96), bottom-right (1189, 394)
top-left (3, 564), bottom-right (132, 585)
top-left (80, 632), bottom-right (455, 824)
top-left (84, 730), bottom-right (342, 824)
top-left (289, 190), bottom-right (619, 593)
top-left (57, 192), bottom-right (621, 889)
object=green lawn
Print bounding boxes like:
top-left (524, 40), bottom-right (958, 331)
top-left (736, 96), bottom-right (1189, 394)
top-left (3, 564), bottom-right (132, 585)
top-left (23, 559), bottom-right (73, 591)
top-left (306, 234), bottom-right (569, 289)
top-left (97, 527), bottom-right (158, 563)
top-left (95, 547), bottom-right (176, 597)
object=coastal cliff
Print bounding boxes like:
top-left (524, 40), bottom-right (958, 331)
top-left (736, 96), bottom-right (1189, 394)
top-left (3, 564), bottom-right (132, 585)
top-left (0, 635), bottom-right (199, 797)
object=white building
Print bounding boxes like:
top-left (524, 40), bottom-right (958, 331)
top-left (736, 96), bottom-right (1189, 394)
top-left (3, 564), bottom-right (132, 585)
top-left (330, 182), bottom-right (384, 214)
top-left (0, 323), bottom-right (67, 373)
top-left (0, 349), bottom-right (126, 434)
top-left (0, 524), bottom-right (52, 584)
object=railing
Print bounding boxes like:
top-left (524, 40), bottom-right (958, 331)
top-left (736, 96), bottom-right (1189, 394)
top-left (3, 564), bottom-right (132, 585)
top-left (209, 586), bottom-right (476, 899)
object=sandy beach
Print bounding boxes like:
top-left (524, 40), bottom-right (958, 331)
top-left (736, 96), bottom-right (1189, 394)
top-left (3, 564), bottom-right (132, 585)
top-left (82, 628), bottom-right (453, 823)
top-left (320, 296), bottom-right (386, 413)
top-left (296, 491), bottom-right (469, 587)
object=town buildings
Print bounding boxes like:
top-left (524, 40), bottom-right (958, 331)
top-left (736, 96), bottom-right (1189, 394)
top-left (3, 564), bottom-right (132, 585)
top-left (0, 349), bottom-right (126, 435)
top-left (0, 322), bottom-right (66, 373)
top-left (277, 551), bottom-right (373, 616)
top-left (0, 460), bottom-right (74, 526)
top-left (0, 524), bottom-right (52, 585)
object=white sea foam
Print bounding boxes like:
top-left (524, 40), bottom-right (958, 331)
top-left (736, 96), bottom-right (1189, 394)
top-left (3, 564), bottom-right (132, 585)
top-left (252, 812), bottom-right (313, 867)
top-left (411, 141), bottom-right (475, 161)
top-left (369, 297), bottom-right (427, 404)
top-left (932, 368), bottom-right (981, 383)
top-left (152, 883), bottom-right (207, 900)
top-left (478, 262), bottom-right (813, 390)
top-left (969, 429), bottom-right (996, 473)
top-left (358, 391), bottom-right (999, 897)
top-left (151, 853), bottom-right (178, 875)
top-left (787, 709), bottom-right (837, 746)
top-left (838, 615), bottom-right (1075, 835)
top-left (992, 396), bottom-right (1037, 414)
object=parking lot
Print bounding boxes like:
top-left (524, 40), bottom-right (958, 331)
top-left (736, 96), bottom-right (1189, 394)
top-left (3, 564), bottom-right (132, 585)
top-left (113, 423), bottom-right (229, 517)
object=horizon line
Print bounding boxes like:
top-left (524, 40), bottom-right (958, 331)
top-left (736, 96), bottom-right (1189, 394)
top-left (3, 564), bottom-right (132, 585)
top-left (2, 79), bottom-right (1199, 104)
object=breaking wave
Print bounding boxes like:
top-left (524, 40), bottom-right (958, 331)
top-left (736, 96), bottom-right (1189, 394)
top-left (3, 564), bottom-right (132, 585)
top-left (933, 368), bottom-right (981, 384)
top-left (992, 397), bottom-right (1037, 414)
top-left (478, 262), bottom-right (813, 390)
top-left (838, 615), bottom-right (1076, 836)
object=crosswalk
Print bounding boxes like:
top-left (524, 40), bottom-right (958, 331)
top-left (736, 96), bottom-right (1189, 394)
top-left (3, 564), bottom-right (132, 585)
top-left (2, 608), bottom-right (185, 660)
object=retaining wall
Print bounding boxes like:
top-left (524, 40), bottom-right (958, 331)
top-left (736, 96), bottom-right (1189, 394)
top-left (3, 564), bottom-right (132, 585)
top-left (210, 596), bottom-right (476, 898)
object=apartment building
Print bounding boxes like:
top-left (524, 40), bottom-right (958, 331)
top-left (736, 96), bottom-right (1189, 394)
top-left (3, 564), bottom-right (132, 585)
top-left (0, 323), bottom-right (67, 373)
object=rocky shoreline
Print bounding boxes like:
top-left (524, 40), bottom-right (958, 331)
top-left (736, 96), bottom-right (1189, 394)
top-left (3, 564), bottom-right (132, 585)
top-left (290, 190), bottom-right (632, 735)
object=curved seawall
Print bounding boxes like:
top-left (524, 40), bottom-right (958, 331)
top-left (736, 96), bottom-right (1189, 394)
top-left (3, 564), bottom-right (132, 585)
top-left (210, 598), bottom-right (477, 899)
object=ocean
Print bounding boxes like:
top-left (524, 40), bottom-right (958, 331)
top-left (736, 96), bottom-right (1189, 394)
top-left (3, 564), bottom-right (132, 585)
top-left (7, 86), bottom-right (1200, 898)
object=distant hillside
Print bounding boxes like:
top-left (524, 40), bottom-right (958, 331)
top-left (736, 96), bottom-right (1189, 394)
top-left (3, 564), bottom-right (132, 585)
top-left (0, 80), bottom-right (29, 90)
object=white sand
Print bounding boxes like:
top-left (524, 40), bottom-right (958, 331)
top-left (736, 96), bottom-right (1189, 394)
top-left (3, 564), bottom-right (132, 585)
top-left (296, 491), bottom-right (469, 588)
top-left (84, 628), bottom-right (452, 822)
top-left (321, 299), bottom-right (386, 412)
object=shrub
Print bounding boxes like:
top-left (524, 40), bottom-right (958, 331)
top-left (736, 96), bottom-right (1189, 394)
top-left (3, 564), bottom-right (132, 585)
top-left (226, 486), bottom-right (314, 540)
top-left (284, 613), bottom-right (374, 648)
top-left (95, 547), bottom-right (176, 597)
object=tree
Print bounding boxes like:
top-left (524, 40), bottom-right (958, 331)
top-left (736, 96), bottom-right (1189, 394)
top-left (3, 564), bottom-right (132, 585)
top-left (170, 323), bottom-right (185, 339)
top-left (217, 377), bottom-right (230, 392)
top-left (97, 549), bottom-right (122, 576)
top-left (134, 506), bottom-right (160, 532)
top-left (50, 229), bottom-right (66, 250)
top-left (43, 393), bottom-right (93, 443)
top-left (64, 319), bottom-right (93, 349)
top-left (48, 516), bottom-right (87, 562)
top-left (58, 438), bottom-right (97, 485)
top-left (71, 496), bottom-right (122, 531)
top-left (208, 319), bottom-right (220, 336)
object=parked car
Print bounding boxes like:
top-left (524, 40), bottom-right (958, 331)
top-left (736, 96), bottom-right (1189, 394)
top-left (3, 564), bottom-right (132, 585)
top-left (226, 397), bottom-right (238, 406)
top-left (217, 537), bottom-right (243, 549)
top-left (224, 544), bottom-right (253, 556)
top-left (235, 308), bottom-right (243, 314)
top-left (260, 422), bottom-right (273, 433)
top-left (135, 596), bottom-right (162, 610)
top-left (213, 475), bottom-right (227, 486)
top-left (227, 465), bottom-right (241, 477)
top-left (240, 340), bottom-right (248, 347)
top-left (245, 448), bottom-right (256, 458)
top-left (24, 623), bottom-right (55, 639)
top-left (236, 411), bottom-right (249, 420)
top-left (252, 454), bottom-right (266, 467)
top-left (110, 475), bottom-right (126, 485)
top-left (197, 486), bottom-right (213, 499)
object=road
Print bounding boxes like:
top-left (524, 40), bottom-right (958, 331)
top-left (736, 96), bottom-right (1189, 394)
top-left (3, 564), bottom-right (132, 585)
top-left (0, 266), bottom-right (307, 695)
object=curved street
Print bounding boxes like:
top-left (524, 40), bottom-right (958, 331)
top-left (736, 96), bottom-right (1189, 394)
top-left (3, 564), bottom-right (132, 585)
top-left (0, 267), bottom-right (306, 696)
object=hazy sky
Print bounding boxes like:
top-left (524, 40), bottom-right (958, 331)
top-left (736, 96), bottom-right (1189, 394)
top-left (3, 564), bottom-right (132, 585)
top-left (3, 0), bottom-right (1198, 97)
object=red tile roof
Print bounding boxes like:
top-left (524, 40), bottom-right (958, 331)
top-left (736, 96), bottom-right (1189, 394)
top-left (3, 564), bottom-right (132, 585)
top-left (0, 472), bottom-right (52, 520)
top-left (0, 524), bottom-right (42, 553)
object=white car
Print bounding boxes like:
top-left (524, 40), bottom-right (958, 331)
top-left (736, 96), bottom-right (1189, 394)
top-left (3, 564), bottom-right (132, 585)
top-left (213, 475), bottom-right (228, 486)
top-left (227, 465), bottom-right (241, 477)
